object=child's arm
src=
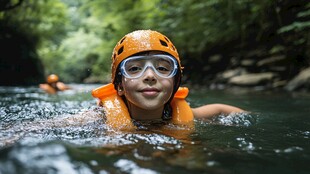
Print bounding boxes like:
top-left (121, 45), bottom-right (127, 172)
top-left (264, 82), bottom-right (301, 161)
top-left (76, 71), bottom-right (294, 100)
top-left (192, 104), bottom-right (245, 119)
top-left (56, 82), bottom-right (72, 91)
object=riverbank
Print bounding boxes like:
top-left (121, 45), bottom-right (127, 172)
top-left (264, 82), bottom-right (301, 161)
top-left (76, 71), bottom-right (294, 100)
top-left (183, 42), bottom-right (310, 93)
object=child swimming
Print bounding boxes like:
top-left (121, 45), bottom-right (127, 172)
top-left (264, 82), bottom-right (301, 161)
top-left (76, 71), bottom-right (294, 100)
top-left (92, 30), bottom-right (245, 130)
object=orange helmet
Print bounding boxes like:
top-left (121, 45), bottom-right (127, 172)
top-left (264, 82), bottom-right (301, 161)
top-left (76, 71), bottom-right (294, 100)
top-left (47, 74), bottom-right (59, 83)
top-left (111, 30), bottom-right (181, 82)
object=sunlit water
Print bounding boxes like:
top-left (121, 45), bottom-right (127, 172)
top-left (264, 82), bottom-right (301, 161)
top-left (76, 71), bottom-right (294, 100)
top-left (0, 84), bottom-right (309, 174)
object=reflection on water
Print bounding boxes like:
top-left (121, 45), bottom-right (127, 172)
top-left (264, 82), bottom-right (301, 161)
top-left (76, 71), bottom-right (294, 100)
top-left (0, 85), bottom-right (309, 174)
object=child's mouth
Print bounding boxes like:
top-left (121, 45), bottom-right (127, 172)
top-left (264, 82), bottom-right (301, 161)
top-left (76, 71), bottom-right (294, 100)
top-left (140, 88), bottom-right (160, 97)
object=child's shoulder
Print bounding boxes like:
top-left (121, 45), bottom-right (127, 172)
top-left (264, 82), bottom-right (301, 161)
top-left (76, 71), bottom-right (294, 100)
top-left (39, 83), bottom-right (56, 94)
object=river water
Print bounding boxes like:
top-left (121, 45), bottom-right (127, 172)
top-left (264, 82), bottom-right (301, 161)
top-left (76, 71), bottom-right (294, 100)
top-left (0, 84), bottom-right (309, 174)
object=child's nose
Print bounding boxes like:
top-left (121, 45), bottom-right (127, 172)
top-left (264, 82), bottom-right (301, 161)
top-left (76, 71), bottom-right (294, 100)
top-left (143, 67), bottom-right (157, 81)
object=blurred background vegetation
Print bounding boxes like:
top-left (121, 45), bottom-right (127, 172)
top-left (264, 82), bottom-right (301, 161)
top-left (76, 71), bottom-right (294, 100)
top-left (0, 0), bottom-right (309, 88)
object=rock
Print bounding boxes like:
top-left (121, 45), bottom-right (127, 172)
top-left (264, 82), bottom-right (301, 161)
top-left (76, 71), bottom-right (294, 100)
top-left (208, 54), bottom-right (222, 63)
top-left (241, 59), bottom-right (256, 67)
top-left (257, 55), bottom-right (286, 66)
top-left (269, 66), bottom-right (287, 72)
top-left (219, 68), bottom-right (247, 80)
top-left (284, 67), bottom-right (310, 91)
top-left (228, 72), bottom-right (276, 86)
top-left (272, 80), bottom-right (287, 88)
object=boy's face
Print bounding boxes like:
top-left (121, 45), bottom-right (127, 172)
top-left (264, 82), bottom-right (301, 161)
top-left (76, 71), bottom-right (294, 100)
top-left (118, 53), bottom-right (175, 113)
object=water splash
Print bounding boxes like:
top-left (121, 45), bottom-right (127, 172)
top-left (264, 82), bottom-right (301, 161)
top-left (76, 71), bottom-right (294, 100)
top-left (209, 112), bottom-right (258, 127)
top-left (114, 159), bottom-right (158, 174)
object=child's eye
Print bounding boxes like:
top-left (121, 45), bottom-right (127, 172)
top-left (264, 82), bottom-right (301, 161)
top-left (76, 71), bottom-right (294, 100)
top-left (157, 66), bottom-right (170, 74)
top-left (157, 66), bottom-right (168, 71)
top-left (128, 66), bottom-right (142, 73)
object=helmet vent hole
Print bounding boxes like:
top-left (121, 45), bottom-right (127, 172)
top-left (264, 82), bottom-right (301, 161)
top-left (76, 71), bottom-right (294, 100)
top-left (118, 46), bottom-right (124, 55)
top-left (172, 45), bottom-right (176, 50)
top-left (164, 37), bottom-right (170, 43)
top-left (160, 40), bottom-right (168, 47)
top-left (120, 37), bottom-right (126, 44)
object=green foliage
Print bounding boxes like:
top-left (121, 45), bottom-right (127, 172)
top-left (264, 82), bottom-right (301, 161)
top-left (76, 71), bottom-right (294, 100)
top-left (0, 0), bottom-right (69, 84)
top-left (148, 0), bottom-right (275, 55)
top-left (1, 0), bottom-right (308, 84)
top-left (276, 2), bottom-right (310, 61)
top-left (42, 29), bottom-right (103, 82)
top-left (1, 0), bottom-right (68, 46)
top-left (76, 0), bottom-right (164, 81)
top-left (277, 2), bottom-right (310, 36)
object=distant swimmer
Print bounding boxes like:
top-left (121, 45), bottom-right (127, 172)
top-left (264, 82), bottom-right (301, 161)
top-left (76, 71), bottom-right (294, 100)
top-left (39, 74), bottom-right (71, 94)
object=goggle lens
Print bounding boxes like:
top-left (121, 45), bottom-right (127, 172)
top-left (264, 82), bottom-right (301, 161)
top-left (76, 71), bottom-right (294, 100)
top-left (120, 54), bottom-right (178, 79)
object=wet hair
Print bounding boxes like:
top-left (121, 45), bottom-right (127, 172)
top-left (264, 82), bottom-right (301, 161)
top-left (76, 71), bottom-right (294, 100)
top-left (113, 55), bottom-right (182, 120)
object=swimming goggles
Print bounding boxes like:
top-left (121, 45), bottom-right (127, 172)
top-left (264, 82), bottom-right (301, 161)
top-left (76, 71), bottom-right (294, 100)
top-left (120, 54), bottom-right (178, 79)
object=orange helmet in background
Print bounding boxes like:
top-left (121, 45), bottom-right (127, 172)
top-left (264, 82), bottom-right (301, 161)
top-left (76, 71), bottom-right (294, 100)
top-left (47, 74), bottom-right (59, 83)
top-left (111, 30), bottom-right (182, 83)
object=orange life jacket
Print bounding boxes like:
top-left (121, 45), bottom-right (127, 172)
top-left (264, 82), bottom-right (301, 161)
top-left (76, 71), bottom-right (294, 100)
top-left (91, 83), bottom-right (194, 131)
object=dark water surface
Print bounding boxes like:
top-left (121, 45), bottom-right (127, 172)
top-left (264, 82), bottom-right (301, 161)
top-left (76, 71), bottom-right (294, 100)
top-left (0, 84), bottom-right (309, 174)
